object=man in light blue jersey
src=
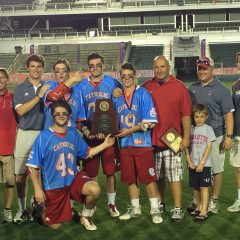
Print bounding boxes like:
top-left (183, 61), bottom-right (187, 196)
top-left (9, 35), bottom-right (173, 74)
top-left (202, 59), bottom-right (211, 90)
top-left (26, 100), bottom-right (115, 230)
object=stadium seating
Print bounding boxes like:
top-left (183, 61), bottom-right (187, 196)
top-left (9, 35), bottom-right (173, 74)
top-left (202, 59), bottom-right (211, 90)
top-left (0, 0), bottom-right (33, 5)
top-left (128, 45), bottom-right (164, 70)
top-left (0, 53), bottom-right (18, 70)
top-left (209, 43), bottom-right (240, 67)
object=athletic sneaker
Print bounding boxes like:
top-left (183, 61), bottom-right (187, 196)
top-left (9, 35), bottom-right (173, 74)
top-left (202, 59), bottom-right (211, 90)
top-left (150, 208), bottom-right (163, 224)
top-left (208, 198), bottom-right (219, 214)
top-left (158, 202), bottom-right (166, 213)
top-left (171, 208), bottom-right (184, 222)
top-left (13, 210), bottom-right (29, 224)
top-left (108, 204), bottom-right (120, 217)
top-left (81, 216), bottom-right (97, 231)
top-left (119, 206), bottom-right (141, 220)
top-left (227, 199), bottom-right (240, 212)
top-left (2, 209), bottom-right (13, 223)
top-left (186, 200), bottom-right (197, 213)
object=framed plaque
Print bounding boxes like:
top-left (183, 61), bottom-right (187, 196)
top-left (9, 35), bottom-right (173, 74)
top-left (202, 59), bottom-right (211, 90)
top-left (161, 128), bottom-right (182, 153)
top-left (91, 99), bottom-right (119, 136)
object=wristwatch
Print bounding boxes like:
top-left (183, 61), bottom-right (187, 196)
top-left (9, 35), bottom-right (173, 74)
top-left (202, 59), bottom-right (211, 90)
top-left (226, 134), bottom-right (234, 139)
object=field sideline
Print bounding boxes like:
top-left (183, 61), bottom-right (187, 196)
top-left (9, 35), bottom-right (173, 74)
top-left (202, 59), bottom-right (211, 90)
top-left (1, 81), bottom-right (239, 240)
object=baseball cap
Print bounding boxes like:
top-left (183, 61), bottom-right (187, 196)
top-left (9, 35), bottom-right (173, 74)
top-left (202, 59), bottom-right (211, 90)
top-left (196, 57), bottom-right (214, 70)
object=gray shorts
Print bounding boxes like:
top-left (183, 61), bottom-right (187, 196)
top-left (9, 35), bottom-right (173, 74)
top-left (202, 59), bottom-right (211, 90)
top-left (230, 137), bottom-right (240, 168)
top-left (154, 149), bottom-right (183, 182)
top-left (14, 129), bottom-right (40, 175)
top-left (211, 136), bottom-right (225, 174)
top-left (0, 155), bottom-right (15, 185)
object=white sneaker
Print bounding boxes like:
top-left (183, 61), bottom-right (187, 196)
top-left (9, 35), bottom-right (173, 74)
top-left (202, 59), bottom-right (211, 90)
top-left (2, 209), bottom-right (13, 223)
top-left (208, 198), bottom-right (219, 214)
top-left (150, 208), bottom-right (163, 224)
top-left (119, 206), bottom-right (141, 220)
top-left (171, 208), bottom-right (184, 222)
top-left (108, 204), bottom-right (120, 217)
top-left (13, 210), bottom-right (30, 224)
top-left (227, 199), bottom-right (240, 212)
top-left (81, 216), bottom-right (97, 231)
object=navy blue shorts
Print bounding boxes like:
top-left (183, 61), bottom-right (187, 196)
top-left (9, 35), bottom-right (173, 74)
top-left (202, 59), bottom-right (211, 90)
top-left (189, 167), bottom-right (213, 189)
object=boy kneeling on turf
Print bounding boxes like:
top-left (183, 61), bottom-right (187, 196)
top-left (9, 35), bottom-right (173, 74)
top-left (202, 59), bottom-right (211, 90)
top-left (185, 104), bottom-right (216, 221)
top-left (26, 100), bottom-right (115, 230)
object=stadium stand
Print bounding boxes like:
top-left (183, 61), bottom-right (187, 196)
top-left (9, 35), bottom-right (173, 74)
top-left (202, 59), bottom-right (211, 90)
top-left (0, 53), bottom-right (17, 70)
top-left (128, 45), bottom-right (164, 70)
top-left (209, 42), bottom-right (240, 67)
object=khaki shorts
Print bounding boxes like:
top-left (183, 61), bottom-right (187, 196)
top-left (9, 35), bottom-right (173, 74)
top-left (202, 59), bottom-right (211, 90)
top-left (230, 137), bottom-right (240, 168)
top-left (14, 129), bottom-right (40, 175)
top-left (154, 149), bottom-right (183, 182)
top-left (211, 135), bottom-right (225, 174)
top-left (0, 155), bottom-right (15, 185)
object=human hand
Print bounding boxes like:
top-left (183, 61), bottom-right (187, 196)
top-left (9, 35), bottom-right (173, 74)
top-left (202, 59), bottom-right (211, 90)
top-left (112, 87), bottom-right (123, 97)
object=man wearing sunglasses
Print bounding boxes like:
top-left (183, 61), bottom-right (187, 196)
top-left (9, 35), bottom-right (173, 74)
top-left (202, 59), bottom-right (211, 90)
top-left (188, 56), bottom-right (234, 214)
top-left (26, 100), bottom-right (115, 230)
top-left (74, 53), bottom-right (122, 218)
top-left (43, 59), bottom-right (85, 129)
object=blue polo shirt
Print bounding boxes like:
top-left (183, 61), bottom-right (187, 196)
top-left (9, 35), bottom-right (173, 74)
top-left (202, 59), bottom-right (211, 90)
top-left (232, 79), bottom-right (240, 136)
top-left (13, 79), bottom-right (44, 130)
top-left (188, 78), bottom-right (234, 137)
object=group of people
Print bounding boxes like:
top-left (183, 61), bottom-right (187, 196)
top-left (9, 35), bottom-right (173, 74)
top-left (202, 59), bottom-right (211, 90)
top-left (0, 51), bottom-right (240, 230)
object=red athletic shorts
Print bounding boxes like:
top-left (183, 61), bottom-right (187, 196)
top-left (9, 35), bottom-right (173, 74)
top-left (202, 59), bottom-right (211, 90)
top-left (119, 147), bottom-right (157, 184)
top-left (83, 144), bottom-right (119, 178)
top-left (44, 171), bottom-right (93, 225)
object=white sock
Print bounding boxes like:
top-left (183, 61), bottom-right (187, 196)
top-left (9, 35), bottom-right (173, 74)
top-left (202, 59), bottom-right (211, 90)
top-left (237, 189), bottom-right (240, 199)
top-left (131, 198), bottom-right (140, 208)
top-left (18, 198), bottom-right (26, 211)
top-left (82, 206), bottom-right (93, 217)
top-left (70, 199), bottom-right (74, 208)
top-left (107, 192), bottom-right (116, 205)
top-left (149, 197), bottom-right (158, 209)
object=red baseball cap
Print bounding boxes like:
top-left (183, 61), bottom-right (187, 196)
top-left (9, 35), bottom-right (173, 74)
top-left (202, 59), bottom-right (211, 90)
top-left (197, 57), bottom-right (214, 70)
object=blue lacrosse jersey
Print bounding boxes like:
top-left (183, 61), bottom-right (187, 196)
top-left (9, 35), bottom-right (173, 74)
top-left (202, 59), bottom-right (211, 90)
top-left (26, 127), bottom-right (89, 190)
top-left (73, 75), bottom-right (122, 122)
top-left (43, 80), bottom-right (86, 129)
top-left (113, 86), bottom-right (157, 148)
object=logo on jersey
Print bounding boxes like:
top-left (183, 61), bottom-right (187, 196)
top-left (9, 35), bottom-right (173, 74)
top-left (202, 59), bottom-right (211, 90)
top-left (149, 168), bottom-right (155, 176)
top-left (150, 108), bottom-right (156, 117)
top-left (236, 90), bottom-right (240, 95)
top-left (24, 92), bottom-right (29, 96)
top-left (208, 90), bottom-right (213, 96)
top-left (134, 139), bottom-right (144, 145)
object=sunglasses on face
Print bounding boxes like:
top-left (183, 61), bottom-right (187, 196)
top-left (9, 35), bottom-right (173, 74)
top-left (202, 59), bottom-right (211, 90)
top-left (88, 64), bottom-right (102, 69)
top-left (196, 59), bottom-right (210, 65)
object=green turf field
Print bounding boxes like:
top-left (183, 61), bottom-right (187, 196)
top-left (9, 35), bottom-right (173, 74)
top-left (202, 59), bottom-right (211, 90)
top-left (1, 81), bottom-right (238, 240)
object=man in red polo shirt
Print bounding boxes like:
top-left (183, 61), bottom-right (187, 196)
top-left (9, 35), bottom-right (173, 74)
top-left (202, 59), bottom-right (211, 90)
top-left (143, 55), bottom-right (192, 222)
top-left (0, 68), bottom-right (17, 223)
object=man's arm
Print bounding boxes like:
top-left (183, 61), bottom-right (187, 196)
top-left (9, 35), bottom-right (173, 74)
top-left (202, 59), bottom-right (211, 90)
top-left (47, 71), bottom-right (83, 102)
top-left (28, 167), bottom-right (45, 203)
top-left (15, 84), bottom-right (51, 117)
top-left (181, 115), bottom-right (191, 150)
top-left (223, 111), bottom-right (234, 150)
top-left (87, 134), bottom-right (115, 157)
